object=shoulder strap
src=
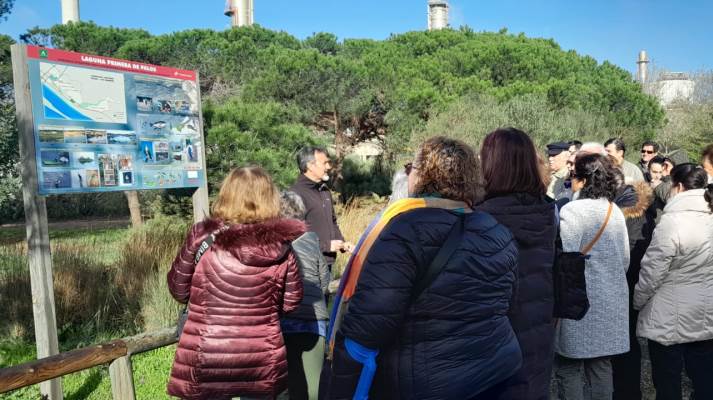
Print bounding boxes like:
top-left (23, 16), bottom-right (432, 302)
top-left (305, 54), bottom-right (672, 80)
top-left (194, 227), bottom-right (225, 265)
top-left (581, 202), bottom-right (613, 255)
top-left (411, 214), bottom-right (465, 301)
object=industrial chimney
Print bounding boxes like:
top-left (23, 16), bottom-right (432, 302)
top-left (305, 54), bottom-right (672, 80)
top-left (225, 0), bottom-right (254, 27)
top-left (61, 0), bottom-right (80, 24)
top-left (428, 0), bottom-right (449, 31)
top-left (637, 50), bottom-right (649, 84)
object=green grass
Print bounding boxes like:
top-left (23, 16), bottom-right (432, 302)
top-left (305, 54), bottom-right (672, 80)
top-left (133, 345), bottom-right (175, 399)
top-left (0, 225), bottom-right (129, 267)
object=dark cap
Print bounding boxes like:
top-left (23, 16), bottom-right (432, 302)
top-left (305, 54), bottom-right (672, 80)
top-left (547, 142), bottom-right (570, 156)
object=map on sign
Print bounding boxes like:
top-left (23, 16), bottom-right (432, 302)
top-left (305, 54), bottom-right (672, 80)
top-left (40, 62), bottom-right (127, 124)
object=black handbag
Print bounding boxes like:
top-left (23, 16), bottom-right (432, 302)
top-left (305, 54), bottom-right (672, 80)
top-left (175, 229), bottom-right (220, 338)
top-left (553, 202), bottom-right (613, 321)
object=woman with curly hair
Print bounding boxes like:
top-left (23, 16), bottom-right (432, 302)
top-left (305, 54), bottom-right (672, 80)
top-left (554, 153), bottom-right (631, 400)
top-left (322, 136), bottom-right (521, 399)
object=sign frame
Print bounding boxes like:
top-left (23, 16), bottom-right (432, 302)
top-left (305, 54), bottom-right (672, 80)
top-left (26, 45), bottom-right (207, 195)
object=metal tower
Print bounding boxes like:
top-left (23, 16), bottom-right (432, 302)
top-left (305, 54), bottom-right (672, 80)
top-left (61, 0), bottom-right (80, 24)
top-left (225, 0), bottom-right (254, 27)
top-left (637, 50), bottom-right (650, 84)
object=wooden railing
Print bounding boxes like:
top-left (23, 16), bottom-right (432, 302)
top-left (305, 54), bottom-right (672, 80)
top-left (0, 327), bottom-right (178, 400)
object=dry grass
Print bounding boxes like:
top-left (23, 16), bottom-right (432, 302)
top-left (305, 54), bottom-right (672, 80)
top-left (332, 195), bottom-right (388, 277)
top-left (0, 216), bottom-right (189, 342)
top-left (0, 240), bottom-right (120, 339)
top-left (114, 217), bottom-right (189, 329)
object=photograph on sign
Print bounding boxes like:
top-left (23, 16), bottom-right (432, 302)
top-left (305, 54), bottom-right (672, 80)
top-left (38, 127), bottom-right (65, 143)
top-left (25, 45), bottom-right (206, 195)
top-left (40, 150), bottom-right (70, 167)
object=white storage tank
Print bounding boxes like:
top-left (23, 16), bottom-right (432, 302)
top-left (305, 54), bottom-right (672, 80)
top-left (428, 0), bottom-right (449, 31)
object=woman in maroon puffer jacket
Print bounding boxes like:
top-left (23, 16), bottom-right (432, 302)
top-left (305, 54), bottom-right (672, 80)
top-left (167, 166), bottom-right (305, 400)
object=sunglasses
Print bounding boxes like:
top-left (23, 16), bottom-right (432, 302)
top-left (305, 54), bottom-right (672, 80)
top-left (404, 162), bottom-right (414, 175)
top-left (641, 150), bottom-right (655, 154)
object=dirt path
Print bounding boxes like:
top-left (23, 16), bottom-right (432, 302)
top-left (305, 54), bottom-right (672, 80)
top-left (1, 218), bottom-right (131, 230)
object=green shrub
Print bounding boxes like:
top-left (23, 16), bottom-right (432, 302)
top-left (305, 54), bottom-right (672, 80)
top-left (412, 94), bottom-right (633, 152)
top-left (337, 157), bottom-right (392, 201)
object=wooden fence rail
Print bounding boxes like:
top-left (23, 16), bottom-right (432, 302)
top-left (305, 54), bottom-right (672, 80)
top-left (0, 327), bottom-right (177, 399)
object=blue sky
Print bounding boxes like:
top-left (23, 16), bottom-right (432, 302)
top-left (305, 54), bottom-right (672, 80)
top-left (2, 0), bottom-right (712, 74)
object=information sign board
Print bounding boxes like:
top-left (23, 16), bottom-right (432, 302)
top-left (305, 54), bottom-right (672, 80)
top-left (26, 45), bottom-right (206, 194)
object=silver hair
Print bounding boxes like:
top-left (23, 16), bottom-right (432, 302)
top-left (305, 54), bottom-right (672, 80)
top-left (280, 190), bottom-right (306, 220)
top-left (579, 142), bottom-right (606, 156)
top-left (296, 146), bottom-right (327, 174)
top-left (388, 169), bottom-right (410, 205)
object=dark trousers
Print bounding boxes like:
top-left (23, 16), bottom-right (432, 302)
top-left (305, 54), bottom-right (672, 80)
top-left (648, 339), bottom-right (713, 400)
top-left (284, 333), bottom-right (325, 400)
top-left (612, 309), bottom-right (642, 400)
top-left (555, 355), bottom-right (613, 400)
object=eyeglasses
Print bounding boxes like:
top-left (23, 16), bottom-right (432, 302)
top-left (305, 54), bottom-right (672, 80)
top-left (641, 150), bottom-right (655, 154)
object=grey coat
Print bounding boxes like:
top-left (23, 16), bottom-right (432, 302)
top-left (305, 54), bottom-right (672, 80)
top-left (622, 160), bottom-right (645, 184)
top-left (634, 189), bottom-right (713, 345)
top-left (555, 198), bottom-right (631, 359)
top-left (289, 232), bottom-right (330, 321)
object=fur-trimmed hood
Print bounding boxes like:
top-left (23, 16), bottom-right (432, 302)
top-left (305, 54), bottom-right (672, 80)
top-left (616, 182), bottom-right (653, 219)
top-left (206, 218), bottom-right (306, 267)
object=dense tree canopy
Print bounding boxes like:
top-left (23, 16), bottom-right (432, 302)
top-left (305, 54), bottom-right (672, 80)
top-left (1, 21), bottom-right (672, 218)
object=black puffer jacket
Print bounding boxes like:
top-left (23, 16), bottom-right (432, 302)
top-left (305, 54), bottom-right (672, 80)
top-left (288, 231), bottom-right (330, 321)
top-left (290, 174), bottom-right (344, 263)
top-left (476, 194), bottom-right (557, 400)
top-left (324, 208), bottom-right (521, 399)
top-left (614, 182), bottom-right (655, 289)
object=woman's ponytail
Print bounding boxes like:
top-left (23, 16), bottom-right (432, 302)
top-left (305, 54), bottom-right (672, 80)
top-left (670, 163), bottom-right (713, 212)
top-left (705, 183), bottom-right (713, 213)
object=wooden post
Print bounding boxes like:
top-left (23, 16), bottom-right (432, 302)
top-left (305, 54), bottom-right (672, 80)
top-left (192, 184), bottom-right (209, 223)
top-left (193, 72), bottom-right (210, 224)
top-left (108, 356), bottom-right (135, 400)
top-left (124, 191), bottom-right (142, 227)
top-left (11, 44), bottom-right (63, 400)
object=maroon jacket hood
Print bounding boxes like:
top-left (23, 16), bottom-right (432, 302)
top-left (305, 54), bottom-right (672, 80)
top-left (207, 218), bottom-right (307, 267)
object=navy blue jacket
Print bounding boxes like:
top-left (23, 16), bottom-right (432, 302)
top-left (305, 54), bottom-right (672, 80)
top-left (476, 194), bottom-right (557, 400)
top-left (323, 208), bottom-right (522, 399)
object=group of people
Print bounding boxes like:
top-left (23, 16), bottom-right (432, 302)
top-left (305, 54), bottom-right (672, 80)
top-left (165, 133), bottom-right (713, 400)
